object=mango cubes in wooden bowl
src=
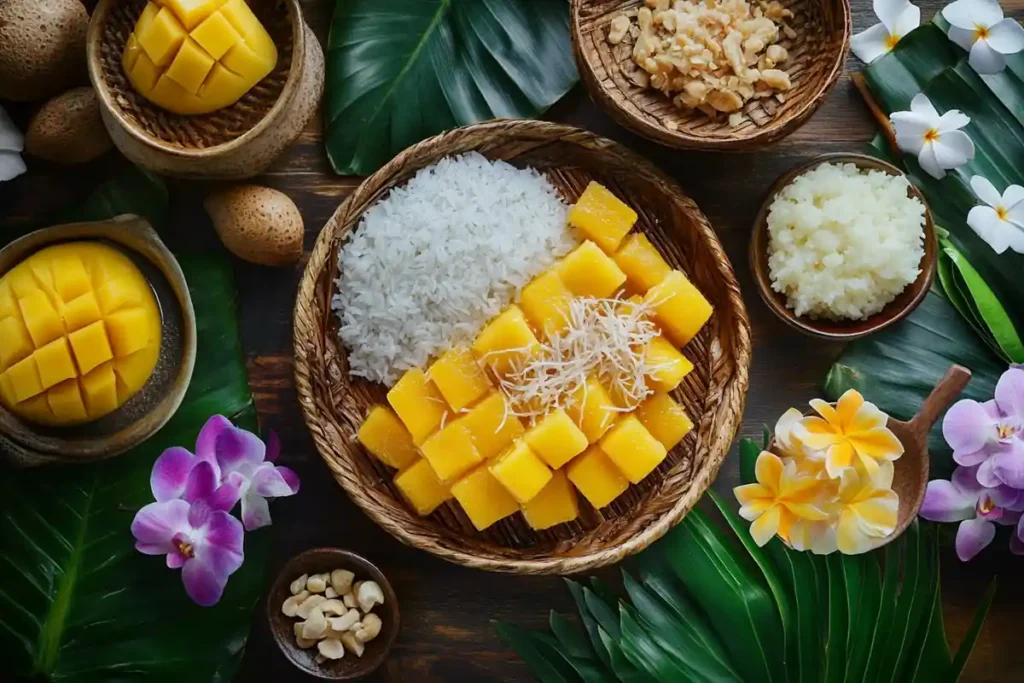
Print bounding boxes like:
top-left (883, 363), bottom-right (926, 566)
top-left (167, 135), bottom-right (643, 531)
top-left (294, 120), bottom-right (751, 574)
top-left (0, 243), bottom-right (162, 426)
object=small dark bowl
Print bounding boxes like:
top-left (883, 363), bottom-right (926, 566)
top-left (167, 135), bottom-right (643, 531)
top-left (750, 153), bottom-right (936, 341)
top-left (267, 549), bottom-right (399, 680)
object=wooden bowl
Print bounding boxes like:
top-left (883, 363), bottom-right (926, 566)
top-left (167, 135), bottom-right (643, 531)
top-left (571, 0), bottom-right (851, 150)
top-left (267, 548), bottom-right (400, 680)
top-left (750, 153), bottom-right (937, 341)
top-left (293, 119), bottom-right (752, 575)
top-left (86, 0), bottom-right (324, 180)
top-left (0, 215), bottom-right (197, 468)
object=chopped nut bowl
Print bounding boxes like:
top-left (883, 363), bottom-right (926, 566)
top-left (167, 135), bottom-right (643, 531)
top-left (571, 0), bottom-right (851, 150)
top-left (267, 548), bottom-right (399, 680)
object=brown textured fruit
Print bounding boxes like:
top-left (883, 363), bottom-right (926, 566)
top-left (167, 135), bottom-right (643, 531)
top-left (25, 88), bottom-right (113, 165)
top-left (204, 185), bottom-right (304, 267)
top-left (0, 0), bottom-right (88, 101)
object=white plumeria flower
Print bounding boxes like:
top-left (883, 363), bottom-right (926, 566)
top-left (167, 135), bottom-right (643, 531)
top-left (890, 93), bottom-right (975, 180)
top-left (942, 0), bottom-right (1024, 74)
top-left (967, 176), bottom-right (1024, 253)
top-left (0, 106), bottom-right (26, 183)
top-left (851, 0), bottom-right (922, 63)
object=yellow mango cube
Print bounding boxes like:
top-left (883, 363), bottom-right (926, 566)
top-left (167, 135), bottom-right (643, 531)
top-left (599, 415), bottom-right (668, 484)
top-left (0, 283), bottom-right (16, 320)
top-left (614, 233), bottom-right (672, 294)
top-left (567, 446), bottom-right (629, 509)
top-left (428, 346), bottom-right (492, 412)
top-left (556, 241), bottom-right (627, 299)
top-left (124, 0), bottom-right (277, 115)
top-left (524, 409), bottom-right (589, 469)
top-left (4, 356), bottom-right (43, 404)
top-left (522, 470), bottom-right (580, 530)
top-left (489, 441), bottom-right (553, 504)
top-left (420, 420), bottom-right (484, 483)
top-left (645, 336), bottom-right (693, 393)
top-left (0, 243), bottom-right (162, 425)
top-left (519, 271), bottom-right (574, 338)
top-left (461, 392), bottom-right (526, 459)
top-left (566, 377), bottom-right (618, 443)
top-left (358, 405), bottom-right (420, 470)
top-left (643, 270), bottom-right (713, 346)
top-left (387, 368), bottom-right (450, 445)
top-left (472, 306), bottom-right (540, 375)
top-left (394, 458), bottom-right (452, 516)
top-left (451, 465), bottom-right (520, 531)
top-left (81, 363), bottom-right (119, 418)
top-left (634, 393), bottom-right (693, 451)
top-left (569, 182), bottom-right (638, 253)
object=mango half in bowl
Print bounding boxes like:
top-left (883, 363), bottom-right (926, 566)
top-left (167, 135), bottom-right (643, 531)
top-left (0, 216), bottom-right (196, 467)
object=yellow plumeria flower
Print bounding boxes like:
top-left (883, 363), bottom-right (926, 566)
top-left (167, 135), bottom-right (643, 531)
top-left (734, 451), bottom-right (830, 547)
top-left (834, 461), bottom-right (899, 554)
top-left (795, 389), bottom-right (904, 479)
top-left (773, 408), bottom-right (806, 458)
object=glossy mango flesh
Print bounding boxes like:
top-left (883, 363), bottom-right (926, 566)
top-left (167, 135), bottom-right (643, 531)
top-left (0, 243), bottom-right (162, 426)
top-left (123, 0), bottom-right (277, 115)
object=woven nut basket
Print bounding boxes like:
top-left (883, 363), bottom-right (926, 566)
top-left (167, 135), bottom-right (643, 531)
top-left (293, 120), bottom-right (752, 575)
top-left (87, 0), bottom-right (323, 179)
top-left (571, 0), bottom-right (851, 150)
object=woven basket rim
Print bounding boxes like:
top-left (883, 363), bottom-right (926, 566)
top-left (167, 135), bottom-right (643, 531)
top-left (569, 0), bottom-right (852, 151)
top-left (86, 0), bottom-right (306, 158)
top-left (292, 119), bottom-right (752, 573)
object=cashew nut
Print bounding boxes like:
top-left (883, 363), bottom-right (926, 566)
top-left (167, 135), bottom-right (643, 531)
top-left (301, 607), bottom-right (329, 640)
top-left (356, 581), bottom-right (385, 613)
top-left (355, 613), bottom-right (383, 643)
top-left (331, 569), bottom-right (355, 595)
top-left (320, 599), bottom-right (347, 616)
top-left (325, 587), bottom-right (339, 599)
top-left (342, 592), bottom-right (357, 609)
top-left (329, 609), bottom-right (361, 633)
top-left (318, 638), bottom-right (346, 660)
top-left (289, 574), bottom-right (308, 596)
top-left (340, 632), bottom-right (365, 658)
top-left (282, 590), bottom-right (309, 617)
top-left (295, 594), bottom-right (327, 620)
top-left (306, 574), bottom-right (328, 594)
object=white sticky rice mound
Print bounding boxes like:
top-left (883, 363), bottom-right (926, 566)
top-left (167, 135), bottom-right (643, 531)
top-left (766, 162), bottom-right (925, 321)
top-left (333, 153), bottom-right (576, 385)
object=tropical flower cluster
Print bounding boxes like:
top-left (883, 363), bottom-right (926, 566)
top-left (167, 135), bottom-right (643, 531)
top-left (734, 390), bottom-right (905, 555)
top-left (131, 415), bottom-right (300, 606)
top-left (921, 367), bottom-right (1024, 560)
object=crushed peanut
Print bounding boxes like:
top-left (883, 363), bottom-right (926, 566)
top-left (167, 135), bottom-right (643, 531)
top-left (607, 0), bottom-right (795, 123)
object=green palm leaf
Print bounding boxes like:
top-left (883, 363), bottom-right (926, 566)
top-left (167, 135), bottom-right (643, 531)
top-left (324, 0), bottom-right (578, 175)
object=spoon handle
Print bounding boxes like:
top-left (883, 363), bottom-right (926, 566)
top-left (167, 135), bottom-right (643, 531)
top-left (909, 364), bottom-right (973, 436)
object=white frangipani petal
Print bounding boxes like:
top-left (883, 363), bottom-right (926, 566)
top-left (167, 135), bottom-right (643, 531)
top-left (969, 39), bottom-right (1007, 73)
top-left (986, 19), bottom-right (1024, 54)
top-left (971, 175), bottom-right (1003, 207)
top-left (932, 130), bottom-right (976, 168)
top-left (1004, 185), bottom-right (1024, 213)
top-left (942, 0), bottom-right (1003, 30)
top-left (890, 93), bottom-right (974, 180)
top-left (947, 25), bottom-right (978, 51)
top-left (937, 109), bottom-right (971, 132)
top-left (968, 206), bottom-right (1013, 253)
top-left (0, 152), bottom-right (26, 182)
top-left (876, 0), bottom-right (913, 31)
top-left (892, 3), bottom-right (922, 36)
top-left (916, 144), bottom-right (945, 179)
top-left (851, 23), bottom-right (896, 63)
top-left (910, 92), bottom-right (939, 118)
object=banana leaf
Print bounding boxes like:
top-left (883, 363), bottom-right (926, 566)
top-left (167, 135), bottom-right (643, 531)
top-left (861, 21), bottom-right (1024, 332)
top-left (0, 175), bottom-right (268, 681)
top-left (324, 0), bottom-right (579, 176)
top-left (823, 289), bottom-right (1005, 479)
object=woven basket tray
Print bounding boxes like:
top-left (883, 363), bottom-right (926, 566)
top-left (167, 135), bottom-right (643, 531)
top-left (293, 120), bottom-right (752, 575)
top-left (571, 0), bottom-right (851, 150)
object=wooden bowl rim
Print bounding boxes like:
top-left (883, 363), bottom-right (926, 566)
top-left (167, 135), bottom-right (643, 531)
top-left (569, 0), bottom-right (852, 150)
top-left (292, 118), bottom-right (752, 574)
top-left (265, 548), bottom-right (400, 680)
top-left (749, 152), bottom-right (937, 341)
top-left (86, 0), bottom-right (306, 158)
top-left (0, 215), bottom-right (197, 462)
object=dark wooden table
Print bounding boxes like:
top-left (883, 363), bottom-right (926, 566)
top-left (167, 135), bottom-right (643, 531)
top-left (4, 0), bottom-right (1024, 680)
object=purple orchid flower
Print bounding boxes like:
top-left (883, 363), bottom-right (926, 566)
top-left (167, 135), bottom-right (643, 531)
top-left (151, 416), bottom-right (300, 530)
top-left (131, 498), bottom-right (244, 606)
top-left (920, 465), bottom-right (1023, 561)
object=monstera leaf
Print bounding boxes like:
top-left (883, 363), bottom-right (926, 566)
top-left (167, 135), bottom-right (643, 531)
top-left (0, 173), bottom-right (268, 681)
top-left (324, 0), bottom-right (579, 175)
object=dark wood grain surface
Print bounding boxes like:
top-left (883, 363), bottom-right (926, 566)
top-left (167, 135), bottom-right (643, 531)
top-left (3, 0), bottom-right (1024, 680)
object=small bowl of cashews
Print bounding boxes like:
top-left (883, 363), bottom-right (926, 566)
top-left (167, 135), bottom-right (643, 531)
top-left (266, 548), bottom-right (400, 679)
